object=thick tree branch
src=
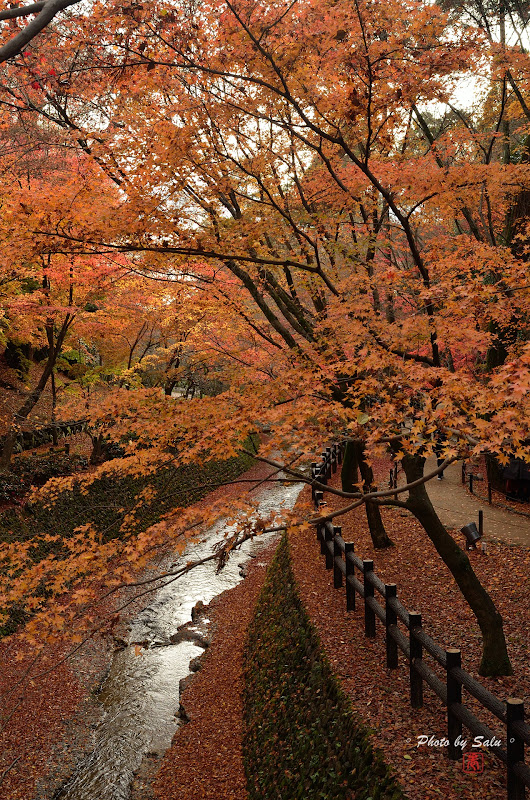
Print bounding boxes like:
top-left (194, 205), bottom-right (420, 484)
top-left (0, 0), bottom-right (80, 63)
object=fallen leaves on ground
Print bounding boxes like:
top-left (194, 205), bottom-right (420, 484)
top-left (289, 460), bottom-right (529, 800)
top-left (0, 458), bottom-right (274, 800)
top-left (2, 455), bottom-right (528, 800)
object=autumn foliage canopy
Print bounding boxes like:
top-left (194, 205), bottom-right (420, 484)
top-left (0, 0), bottom-right (529, 674)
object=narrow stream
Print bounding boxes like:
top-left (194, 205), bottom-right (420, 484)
top-left (54, 479), bottom-right (304, 800)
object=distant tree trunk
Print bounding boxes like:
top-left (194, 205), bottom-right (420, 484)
top-left (51, 370), bottom-right (58, 446)
top-left (485, 321), bottom-right (510, 369)
top-left (0, 362), bottom-right (55, 469)
top-left (164, 378), bottom-right (178, 397)
top-left (89, 433), bottom-right (105, 465)
top-left (385, 291), bottom-right (395, 323)
top-left (401, 453), bottom-right (512, 676)
top-left (0, 315), bottom-right (73, 470)
top-left (341, 441), bottom-right (393, 549)
top-left (163, 344), bottom-right (183, 397)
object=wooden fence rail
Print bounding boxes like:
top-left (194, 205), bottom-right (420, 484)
top-left (0, 419), bottom-right (88, 453)
top-left (312, 442), bottom-right (529, 800)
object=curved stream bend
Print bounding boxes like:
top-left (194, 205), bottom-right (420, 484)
top-left (53, 479), bottom-right (304, 800)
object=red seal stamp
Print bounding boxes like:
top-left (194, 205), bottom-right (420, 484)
top-left (463, 752), bottom-right (484, 773)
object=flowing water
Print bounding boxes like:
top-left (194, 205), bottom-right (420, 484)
top-left (54, 478), bottom-right (304, 800)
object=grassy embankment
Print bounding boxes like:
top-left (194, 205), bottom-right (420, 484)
top-left (0, 436), bottom-right (259, 636)
top-left (243, 533), bottom-right (407, 800)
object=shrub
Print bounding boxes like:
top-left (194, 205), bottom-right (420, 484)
top-left (12, 453), bottom-right (88, 486)
top-left (0, 473), bottom-right (30, 503)
top-left (243, 534), bottom-right (407, 800)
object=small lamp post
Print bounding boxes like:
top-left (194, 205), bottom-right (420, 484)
top-left (461, 522), bottom-right (481, 550)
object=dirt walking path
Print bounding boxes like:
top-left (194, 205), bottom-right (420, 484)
top-left (424, 457), bottom-right (530, 548)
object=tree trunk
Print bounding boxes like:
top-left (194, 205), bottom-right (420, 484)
top-left (341, 440), bottom-right (358, 492)
top-left (89, 434), bottom-right (105, 465)
top-left (51, 370), bottom-right (58, 446)
top-left (0, 314), bottom-right (73, 470)
top-left (364, 500), bottom-right (392, 548)
top-left (342, 441), bottom-right (393, 549)
top-left (401, 453), bottom-right (512, 676)
top-left (164, 379), bottom-right (178, 397)
top-left (354, 441), bottom-right (393, 548)
top-left (0, 358), bottom-right (57, 469)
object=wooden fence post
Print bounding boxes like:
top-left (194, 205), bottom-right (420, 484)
top-left (311, 462), bottom-right (318, 502)
top-left (507, 698), bottom-right (526, 800)
top-left (333, 526), bottom-right (343, 588)
top-left (331, 444), bottom-right (338, 474)
top-left (310, 455), bottom-right (530, 795)
top-left (409, 611), bottom-right (423, 708)
top-left (385, 584), bottom-right (398, 669)
top-left (320, 458), bottom-right (328, 486)
top-left (345, 543), bottom-right (355, 611)
top-left (363, 560), bottom-right (376, 638)
top-left (324, 524), bottom-right (333, 569)
top-left (446, 648), bottom-right (462, 760)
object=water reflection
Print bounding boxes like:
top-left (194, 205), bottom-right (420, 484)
top-left (55, 479), bottom-right (303, 800)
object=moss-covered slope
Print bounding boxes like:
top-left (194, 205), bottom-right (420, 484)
top-left (0, 438), bottom-right (258, 636)
top-left (243, 534), bottom-right (407, 800)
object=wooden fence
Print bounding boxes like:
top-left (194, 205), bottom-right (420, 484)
top-left (312, 443), bottom-right (529, 800)
top-left (0, 419), bottom-right (88, 454)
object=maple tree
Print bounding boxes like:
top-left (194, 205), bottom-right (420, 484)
top-left (0, 0), bottom-right (81, 63)
top-left (0, 137), bottom-right (132, 467)
top-left (0, 0), bottom-right (529, 677)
